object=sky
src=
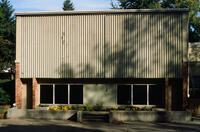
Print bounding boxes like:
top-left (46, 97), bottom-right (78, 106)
top-left (8, 0), bottom-right (200, 17)
top-left (10, 0), bottom-right (112, 13)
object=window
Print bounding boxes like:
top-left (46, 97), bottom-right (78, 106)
top-left (40, 85), bottom-right (53, 104)
top-left (55, 85), bottom-right (68, 104)
top-left (133, 85), bottom-right (147, 105)
top-left (149, 84), bottom-right (165, 107)
top-left (40, 84), bottom-right (83, 104)
top-left (70, 85), bottom-right (83, 104)
top-left (117, 84), bottom-right (165, 107)
top-left (117, 85), bottom-right (131, 105)
top-left (190, 76), bottom-right (200, 98)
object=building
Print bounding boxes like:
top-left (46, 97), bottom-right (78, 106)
top-left (188, 42), bottom-right (200, 114)
top-left (15, 9), bottom-right (189, 110)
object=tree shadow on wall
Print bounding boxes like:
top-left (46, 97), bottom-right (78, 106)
top-left (56, 13), bottom-right (185, 109)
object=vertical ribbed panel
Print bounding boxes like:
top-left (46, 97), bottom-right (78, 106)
top-left (104, 13), bottom-right (183, 78)
top-left (19, 12), bottom-right (185, 78)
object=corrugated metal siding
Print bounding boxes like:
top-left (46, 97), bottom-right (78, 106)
top-left (18, 12), bottom-right (187, 78)
top-left (104, 13), bottom-right (184, 78)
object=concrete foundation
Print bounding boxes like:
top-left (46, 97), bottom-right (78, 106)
top-left (7, 108), bottom-right (77, 120)
top-left (110, 111), bottom-right (192, 122)
top-left (7, 108), bottom-right (191, 122)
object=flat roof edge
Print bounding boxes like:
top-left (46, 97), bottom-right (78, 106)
top-left (15, 8), bottom-right (189, 16)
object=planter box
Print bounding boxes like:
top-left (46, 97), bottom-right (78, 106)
top-left (7, 108), bottom-right (192, 122)
top-left (7, 108), bottom-right (77, 120)
top-left (109, 111), bottom-right (192, 122)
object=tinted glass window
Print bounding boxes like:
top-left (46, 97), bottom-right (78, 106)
top-left (70, 85), bottom-right (83, 104)
top-left (117, 85), bottom-right (131, 105)
top-left (190, 76), bottom-right (200, 98)
top-left (133, 85), bottom-right (147, 104)
top-left (40, 85), bottom-right (53, 104)
top-left (149, 84), bottom-right (165, 108)
top-left (55, 85), bottom-right (68, 104)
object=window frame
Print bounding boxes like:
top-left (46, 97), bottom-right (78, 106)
top-left (40, 84), bottom-right (54, 104)
top-left (117, 84), bottom-right (132, 105)
top-left (189, 76), bottom-right (200, 98)
top-left (69, 84), bottom-right (84, 104)
top-left (39, 83), bottom-right (83, 105)
top-left (117, 83), bottom-right (162, 106)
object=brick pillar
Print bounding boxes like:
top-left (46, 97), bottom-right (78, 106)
top-left (165, 78), bottom-right (169, 111)
top-left (165, 78), bottom-right (172, 111)
top-left (32, 78), bottom-right (38, 109)
top-left (15, 62), bottom-right (23, 109)
top-left (182, 62), bottom-right (188, 110)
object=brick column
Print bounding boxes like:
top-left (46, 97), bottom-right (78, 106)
top-left (15, 62), bottom-right (23, 109)
top-left (165, 78), bottom-right (172, 111)
top-left (32, 78), bottom-right (38, 109)
top-left (182, 62), bottom-right (188, 110)
top-left (165, 78), bottom-right (169, 111)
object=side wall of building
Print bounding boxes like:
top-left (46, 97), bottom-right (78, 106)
top-left (188, 42), bottom-right (200, 114)
top-left (15, 10), bottom-right (189, 110)
top-left (16, 11), bottom-right (189, 79)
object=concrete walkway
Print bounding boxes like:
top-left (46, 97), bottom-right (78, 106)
top-left (0, 119), bottom-right (200, 132)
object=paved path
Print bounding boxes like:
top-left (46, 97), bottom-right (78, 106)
top-left (0, 119), bottom-right (200, 132)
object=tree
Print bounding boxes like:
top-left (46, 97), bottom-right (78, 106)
top-left (63, 0), bottom-right (74, 11)
top-left (0, 0), bottom-right (15, 70)
top-left (111, 0), bottom-right (200, 42)
top-left (0, 87), bottom-right (10, 104)
top-left (161, 0), bottom-right (200, 42)
top-left (111, 0), bottom-right (161, 9)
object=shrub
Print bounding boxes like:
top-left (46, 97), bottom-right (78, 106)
top-left (0, 87), bottom-right (10, 105)
top-left (85, 103), bottom-right (93, 111)
top-left (48, 105), bottom-right (153, 111)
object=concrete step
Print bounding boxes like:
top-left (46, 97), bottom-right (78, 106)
top-left (192, 115), bottom-right (200, 122)
top-left (82, 112), bottom-right (109, 122)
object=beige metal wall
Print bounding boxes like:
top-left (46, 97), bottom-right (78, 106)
top-left (84, 84), bottom-right (117, 106)
top-left (16, 11), bottom-right (189, 78)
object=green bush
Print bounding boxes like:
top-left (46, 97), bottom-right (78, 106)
top-left (0, 87), bottom-right (10, 104)
top-left (85, 103), bottom-right (93, 111)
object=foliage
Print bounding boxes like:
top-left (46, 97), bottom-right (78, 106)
top-left (63, 0), bottom-right (74, 11)
top-left (48, 105), bottom-right (153, 111)
top-left (39, 104), bottom-right (49, 107)
top-left (85, 103), bottom-right (93, 111)
top-left (111, 0), bottom-right (161, 9)
top-left (161, 0), bottom-right (200, 42)
top-left (49, 105), bottom-right (72, 111)
top-left (111, 0), bottom-right (200, 42)
top-left (0, 87), bottom-right (10, 104)
top-left (0, 0), bottom-right (15, 70)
